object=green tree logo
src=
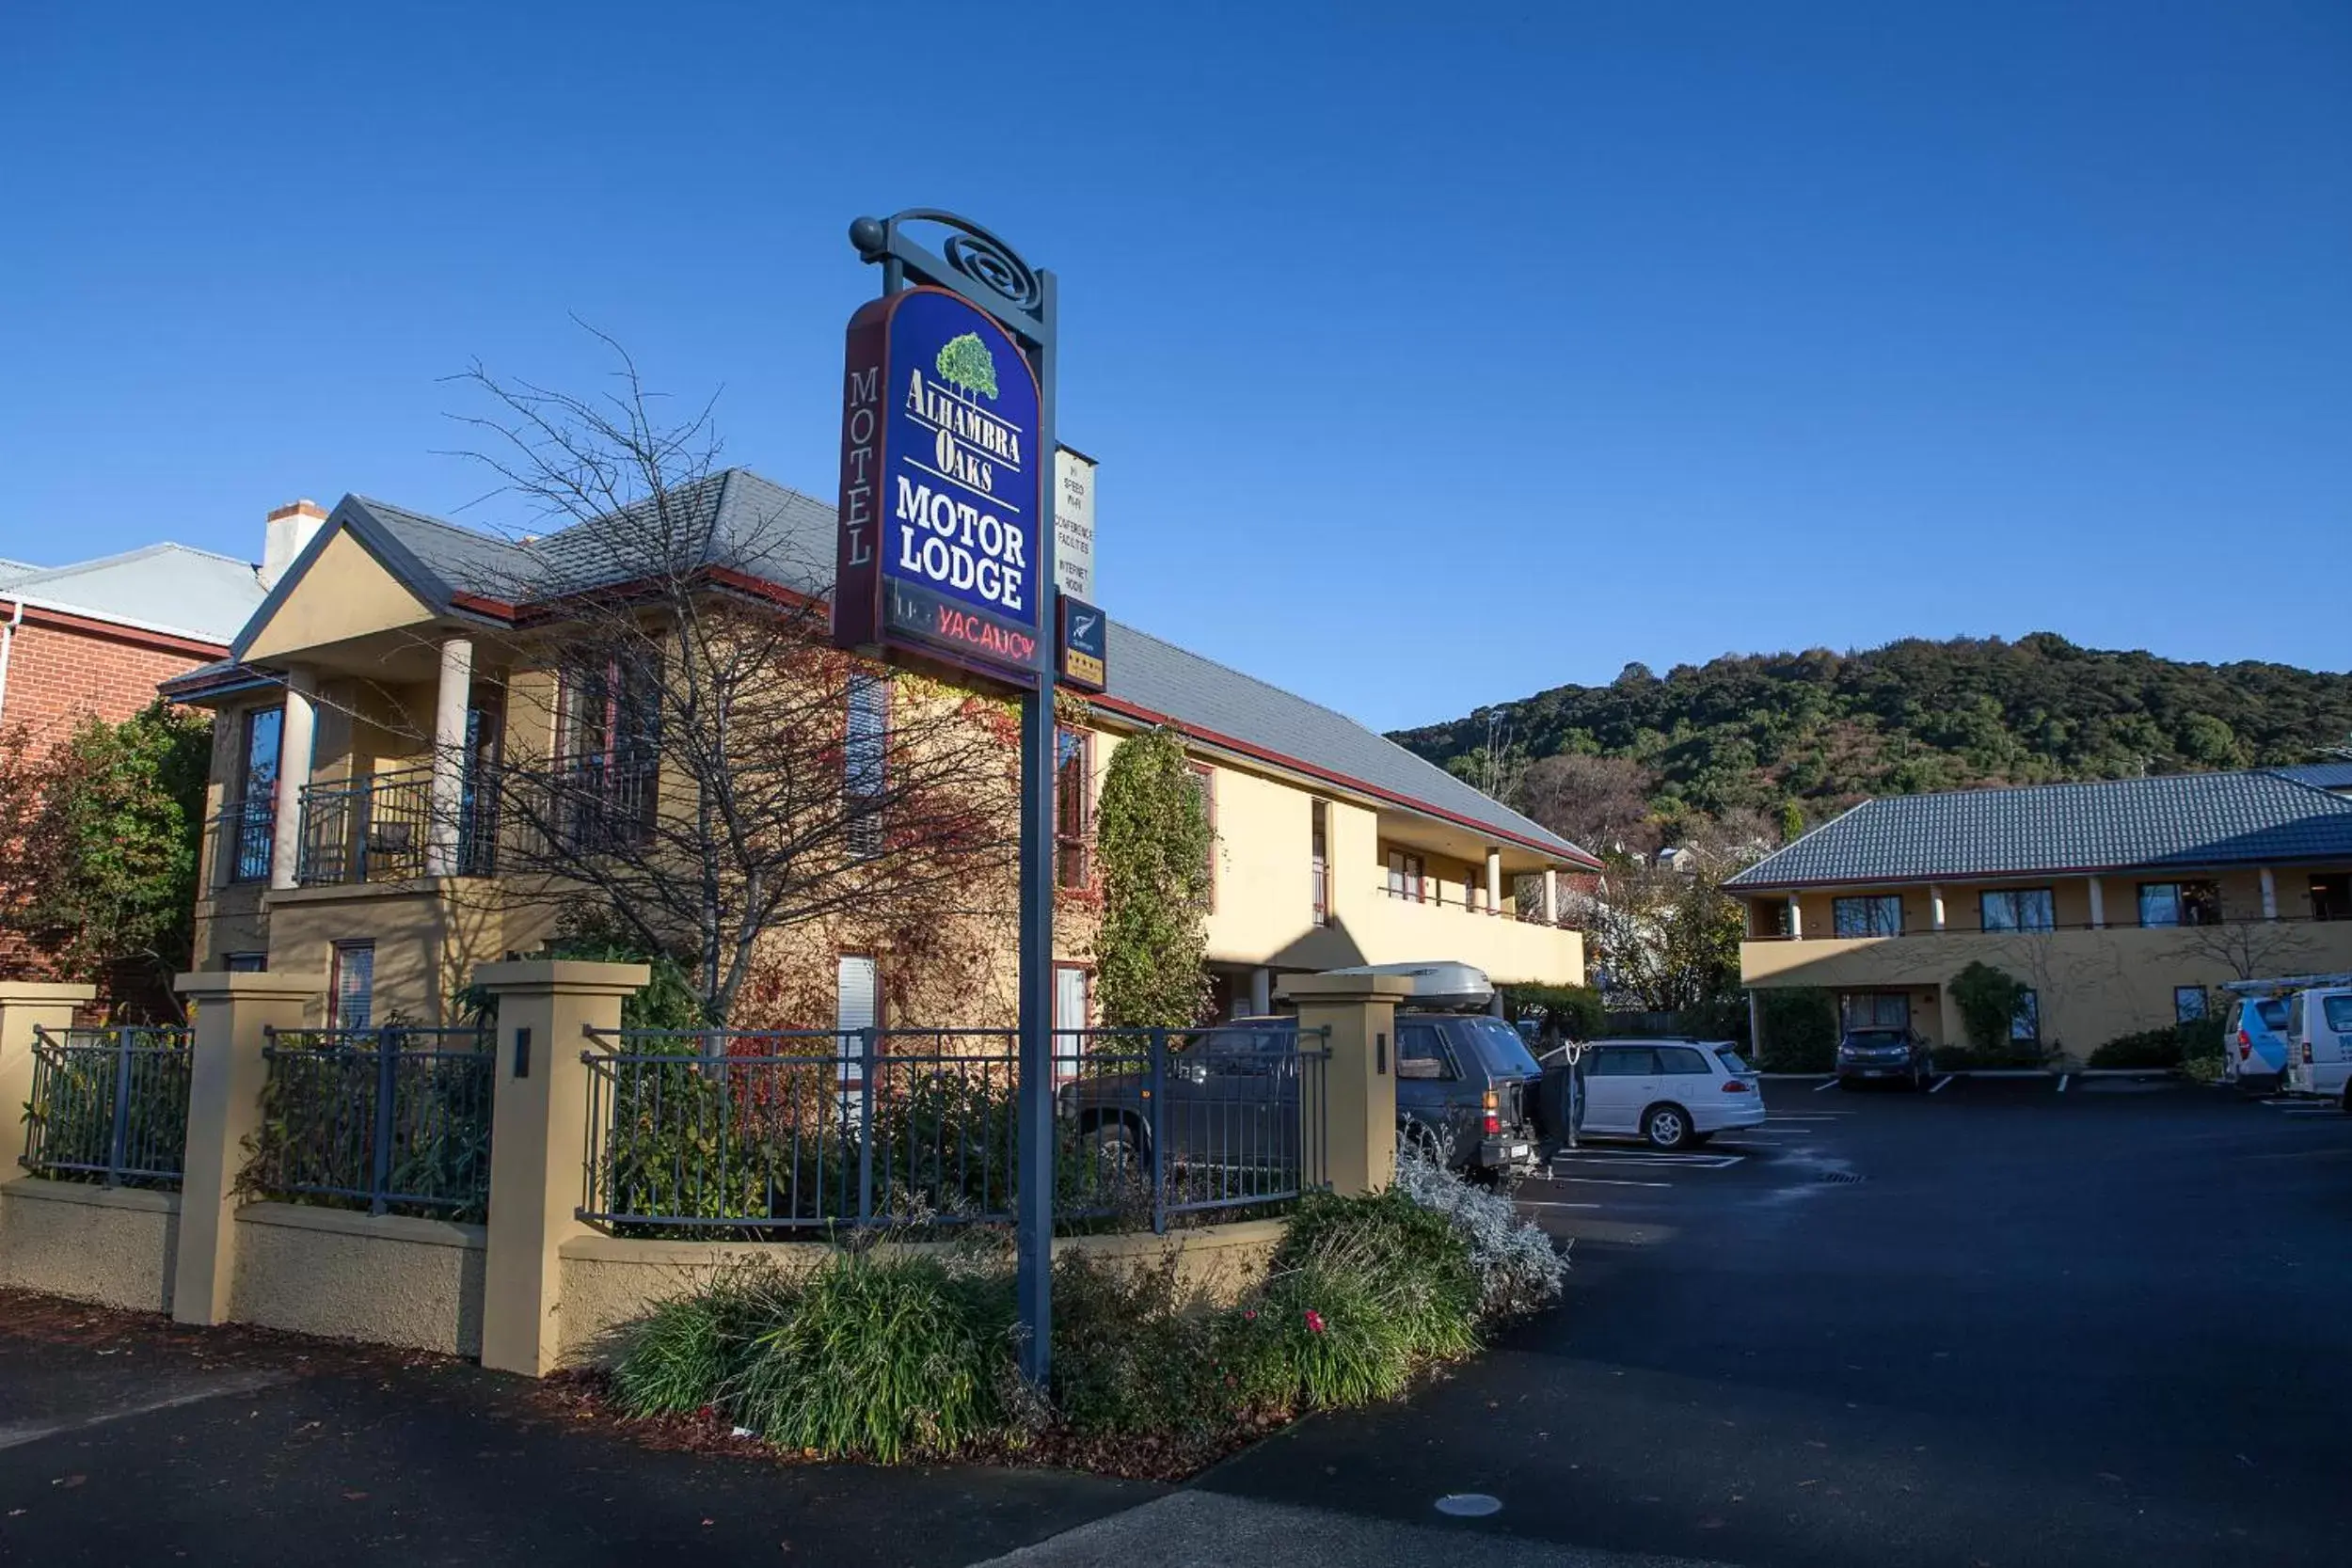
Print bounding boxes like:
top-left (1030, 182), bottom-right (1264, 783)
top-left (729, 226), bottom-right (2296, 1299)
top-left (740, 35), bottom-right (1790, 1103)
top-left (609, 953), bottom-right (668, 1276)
top-left (934, 332), bottom-right (999, 402)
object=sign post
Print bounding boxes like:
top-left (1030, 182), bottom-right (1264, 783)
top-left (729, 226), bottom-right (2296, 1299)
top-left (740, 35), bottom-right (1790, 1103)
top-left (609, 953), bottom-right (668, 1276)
top-left (839, 211), bottom-right (1061, 1384)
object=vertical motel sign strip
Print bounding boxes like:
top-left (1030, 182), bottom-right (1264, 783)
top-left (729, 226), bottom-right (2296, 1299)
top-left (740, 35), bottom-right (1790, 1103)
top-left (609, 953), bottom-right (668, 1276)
top-left (835, 211), bottom-right (1061, 1383)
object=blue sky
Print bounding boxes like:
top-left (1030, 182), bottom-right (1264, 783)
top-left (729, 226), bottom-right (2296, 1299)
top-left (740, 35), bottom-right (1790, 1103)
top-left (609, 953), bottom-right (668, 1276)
top-left (3, 1), bottom-right (2345, 731)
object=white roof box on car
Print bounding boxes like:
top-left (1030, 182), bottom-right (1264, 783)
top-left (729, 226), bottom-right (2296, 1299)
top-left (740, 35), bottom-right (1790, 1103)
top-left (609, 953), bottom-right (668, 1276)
top-left (1315, 961), bottom-right (1494, 1009)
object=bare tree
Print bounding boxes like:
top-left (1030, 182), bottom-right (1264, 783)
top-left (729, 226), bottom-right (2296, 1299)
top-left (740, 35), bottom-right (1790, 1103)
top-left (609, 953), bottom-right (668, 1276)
top-left (370, 336), bottom-right (1024, 1023)
top-left (2164, 915), bottom-right (2308, 984)
top-left (1517, 752), bottom-right (1658, 859)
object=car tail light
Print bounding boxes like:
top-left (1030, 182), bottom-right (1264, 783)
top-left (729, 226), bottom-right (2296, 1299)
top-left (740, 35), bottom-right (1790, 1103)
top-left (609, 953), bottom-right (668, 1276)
top-left (1482, 1087), bottom-right (1501, 1136)
top-left (1722, 1079), bottom-right (1752, 1093)
top-left (2304, 1041), bottom-right (2314, 1064)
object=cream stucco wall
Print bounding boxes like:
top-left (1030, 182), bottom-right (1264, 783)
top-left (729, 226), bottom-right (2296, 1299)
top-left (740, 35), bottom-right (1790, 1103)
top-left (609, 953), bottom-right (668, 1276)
top-left (0, 1179), bottom-right (180, 1313)
top-left (243, 530), bottom-right (438, 663)
top-left (556, 1220), bottom-right (1289, 1365)
top-left (230, 1202), bottom-right (486, 1356)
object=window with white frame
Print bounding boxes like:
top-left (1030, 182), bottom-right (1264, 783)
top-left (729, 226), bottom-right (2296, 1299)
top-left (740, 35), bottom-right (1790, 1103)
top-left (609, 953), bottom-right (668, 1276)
top-left (329, 942), bottom-right (374, 1030)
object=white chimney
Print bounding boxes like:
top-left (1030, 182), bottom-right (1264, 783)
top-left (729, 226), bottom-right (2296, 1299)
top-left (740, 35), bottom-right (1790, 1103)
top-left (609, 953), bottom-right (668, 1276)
top-left (261, 499), bottom-right (327, 589)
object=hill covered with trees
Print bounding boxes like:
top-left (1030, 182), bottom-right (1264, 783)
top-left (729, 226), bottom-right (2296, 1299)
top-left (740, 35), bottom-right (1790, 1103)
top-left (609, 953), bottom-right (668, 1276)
top-left (1395, 633), bottom-right (2352, 839)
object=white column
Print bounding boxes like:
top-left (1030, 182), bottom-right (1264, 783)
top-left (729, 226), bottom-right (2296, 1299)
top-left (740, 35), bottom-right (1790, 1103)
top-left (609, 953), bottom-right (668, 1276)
top-left (1486, 847), bottom-right (1503, 917)
top-left (267, 670), bottom-right (317, 892)
top-left (2259, 867), bottom-right (2278, 921)
top-left (426, 637), bottom-right (474, 878)
top-left (1541, 868), bottom-right (1560, 926)
top-left (1929, 884), bottom-right (1947, 932)
top-left (2087, 877), bottom-right (2106, 930)
top-left (1248, 967), bottom-right (1272, 1016)
top-left (1787, 894), bottom-right (1804, 940)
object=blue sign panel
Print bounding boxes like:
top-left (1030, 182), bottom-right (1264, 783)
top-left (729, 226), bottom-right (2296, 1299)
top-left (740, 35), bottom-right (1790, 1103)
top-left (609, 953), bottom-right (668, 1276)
top-left (835, 287), bottom-right (1045, 684)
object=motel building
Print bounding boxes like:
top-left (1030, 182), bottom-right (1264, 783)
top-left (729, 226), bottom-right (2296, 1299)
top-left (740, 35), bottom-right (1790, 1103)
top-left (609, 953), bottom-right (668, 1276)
top-left (160, 471), bottom-right (1593, 1034)
top-left (1728, 767), bottom-right (2352, 1063)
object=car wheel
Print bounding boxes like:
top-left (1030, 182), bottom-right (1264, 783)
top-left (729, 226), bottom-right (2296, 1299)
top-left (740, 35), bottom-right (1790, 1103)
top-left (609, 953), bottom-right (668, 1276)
top-left (1644, 1104), bottom-right (1692, 1150)
top-left (1087, 1121), bottom-right (1146, 1178)
top-left (1397, 1119), bottom-right (1445, 1167)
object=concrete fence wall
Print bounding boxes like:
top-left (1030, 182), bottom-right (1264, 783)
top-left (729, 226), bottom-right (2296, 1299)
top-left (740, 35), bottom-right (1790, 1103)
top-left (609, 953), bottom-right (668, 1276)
top-left (0, 967), bottom-right (1406, 1376)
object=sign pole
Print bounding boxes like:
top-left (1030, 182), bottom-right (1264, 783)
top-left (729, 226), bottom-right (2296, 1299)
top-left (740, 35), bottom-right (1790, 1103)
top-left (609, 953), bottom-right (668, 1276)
top-left (842, 212), bottom-right (1059, 1385)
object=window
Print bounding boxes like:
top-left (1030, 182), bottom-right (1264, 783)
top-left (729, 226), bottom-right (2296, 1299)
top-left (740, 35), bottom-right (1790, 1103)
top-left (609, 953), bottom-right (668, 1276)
top-left (1656, 1045), bottom-right (1714, 1075)
top-left (1189, 765), bottom-right (1216, 911)
top-left (328, 942), bottom-right (374, 1030)
top-left (2137, 880), bottom-right (2220, 927)
top-left (1053, 964), bottom-right (1090, 1081)
top-left (560, 652), bottom-right (661, 847)
top-left (834, 953), bottom-right (879, 1086)
top-left (1979, 887), bottom-right (2056, 932)
top-left (1396, 1022), bottom-right (1454, 1080)
top-left (1840, 992), bottom-right (1911, 1030)
top-left (1054, 727), bottom-right (1090, 889)
top-left (225, 952), bottom-right (267, 974)
top-left (1587, 1046), bottom-right (1657, 1077)
top-left (2174, 986), bottom-right (2208, 1024)
top-left (2010, 989), bottom-right (2040, 1042)
top-left (1310, 800), bottom-right (1331, 927)
top-left (230, 705), bottom-right (283, 882)
top-left (844, 672), bottom-right (888, 860)
top-left (1385, 849), bottom-right (1426, 903)
top-left (2310, 874), bottom-right (2352, 923)
top-left (2324, 996), bottom-right (2352, 1034)
top-left (1833, 895), bottom-right (1902, 938)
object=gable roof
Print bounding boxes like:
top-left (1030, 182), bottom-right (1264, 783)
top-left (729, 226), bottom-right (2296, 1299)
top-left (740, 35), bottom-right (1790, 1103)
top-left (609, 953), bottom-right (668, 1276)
top-left (1724, 768), bottom-right (2352, 891)
top-left (206, 468), bottom-right (1597, 868)
top-left (0, 542), bottom-right (263, 646)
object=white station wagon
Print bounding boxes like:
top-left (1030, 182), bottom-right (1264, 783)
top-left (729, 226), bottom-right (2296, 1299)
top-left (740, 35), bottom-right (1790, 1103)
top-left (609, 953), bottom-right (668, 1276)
top-left (1577, 1038), bottom-right (1767, 1150)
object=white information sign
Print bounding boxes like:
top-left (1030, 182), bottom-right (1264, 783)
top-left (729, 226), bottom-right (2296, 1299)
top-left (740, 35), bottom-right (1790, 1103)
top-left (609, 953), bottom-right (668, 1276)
top-left (1053, 446), bottom-right (1096, 602)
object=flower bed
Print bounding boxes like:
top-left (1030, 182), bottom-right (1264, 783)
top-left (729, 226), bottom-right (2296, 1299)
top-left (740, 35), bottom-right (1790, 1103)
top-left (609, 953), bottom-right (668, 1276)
top-left (583, 1146), bottom-right (1565, 1479)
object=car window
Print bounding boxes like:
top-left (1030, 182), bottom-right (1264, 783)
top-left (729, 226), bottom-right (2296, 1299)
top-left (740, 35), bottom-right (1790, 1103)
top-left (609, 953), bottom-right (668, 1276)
top-left (1656, 1045), bottom-right (1713, 1075)
top-left (1454, 1017), bottom-right (1543, 1078)
top-left (2324, 996), bottom-right (2352, 1033)
top-left (1589, 1046), bottom-right (1656, 1077)
top-left (2254, 1000), bottom-right (2288, 1031)
top-left (1844, 1030), bottom-right (1907, 1049)
top-left (1396, 1022), bottom-right (1454, 1081)
top-left (1714, 1047), bottom-right (1753, 1074)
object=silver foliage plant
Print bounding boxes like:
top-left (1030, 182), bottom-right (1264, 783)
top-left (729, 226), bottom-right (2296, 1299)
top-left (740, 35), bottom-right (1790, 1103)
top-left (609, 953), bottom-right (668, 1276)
top-left (1393, 1144), bottom-right (1568, 1317)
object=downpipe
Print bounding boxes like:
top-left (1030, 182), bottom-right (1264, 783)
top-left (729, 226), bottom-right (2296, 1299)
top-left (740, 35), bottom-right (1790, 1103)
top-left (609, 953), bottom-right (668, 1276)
top-left (0, 595), bottom-right (22, 727)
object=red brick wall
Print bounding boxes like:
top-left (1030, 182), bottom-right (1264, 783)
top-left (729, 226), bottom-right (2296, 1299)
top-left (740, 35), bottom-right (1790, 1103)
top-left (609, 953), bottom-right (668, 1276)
top-left (2, 612), bottom-right (219, 761)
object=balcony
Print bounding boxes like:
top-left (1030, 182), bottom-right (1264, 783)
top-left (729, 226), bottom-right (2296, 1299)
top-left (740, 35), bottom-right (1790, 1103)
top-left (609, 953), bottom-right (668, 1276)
top-left (1345, 884), bottom-right (1583, 987)
top-left (294, 766), bottom-right (498, 886)
top-left (1741, 914), bottom-right (2352, 991)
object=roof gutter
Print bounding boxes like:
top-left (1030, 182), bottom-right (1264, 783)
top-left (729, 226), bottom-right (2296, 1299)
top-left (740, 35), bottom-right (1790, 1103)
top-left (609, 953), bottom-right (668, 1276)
top-left (0, 594), bottom-right (21, 728)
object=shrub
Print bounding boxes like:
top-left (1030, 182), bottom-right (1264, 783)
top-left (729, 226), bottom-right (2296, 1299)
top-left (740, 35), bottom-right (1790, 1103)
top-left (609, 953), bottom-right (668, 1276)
top-left (1506, 984), bottom-right (1606, 1042)
top-left (1756, 989), bottom-right (1837, 1073)
top-left (611, 1261), bottom-right (786, 1417)
top-left (2088, 1027), bottom-right (2186, 1069)
top-left (1223, 1233), bottom-right (1422, 1409)
top-left (1391, 1143), bottom-right (1566, 1317)
top-left (723, 1253), bottom-right (1011, 1462)
top-left (1951, 962), bottom-right (2031, 1054)
top-left (1048, 1250), bottom-right (1223, 1435)
top-left (1275, 1186), bottom-right (1480, 1356)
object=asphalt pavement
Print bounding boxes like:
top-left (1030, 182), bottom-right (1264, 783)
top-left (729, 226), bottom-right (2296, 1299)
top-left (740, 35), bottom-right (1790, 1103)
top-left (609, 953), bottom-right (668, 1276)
top-left (3, 1076), bottom-right (2347, 1566)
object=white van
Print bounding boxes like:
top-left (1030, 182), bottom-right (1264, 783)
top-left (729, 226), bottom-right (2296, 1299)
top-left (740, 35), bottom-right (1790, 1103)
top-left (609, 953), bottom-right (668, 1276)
top-left (2282, 986), bottom-right (2352, 1099)
top-left (2222, 995), bottom-right (2292, 1093)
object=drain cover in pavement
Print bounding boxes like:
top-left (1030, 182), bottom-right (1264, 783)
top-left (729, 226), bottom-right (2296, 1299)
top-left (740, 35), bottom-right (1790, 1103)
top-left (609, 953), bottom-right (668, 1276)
top-left (1434, 1494), bottom-right (1502, 1517)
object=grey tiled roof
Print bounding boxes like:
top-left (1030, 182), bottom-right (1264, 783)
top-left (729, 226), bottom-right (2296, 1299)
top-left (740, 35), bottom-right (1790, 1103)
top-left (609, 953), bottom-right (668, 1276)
top-left (1725, 769), bottom-right (2352, 890)
top-left (255, 469), bottom-right (1596, 866)
top-left (2276, 761), bottom-right (2352, 793)
top-left (1105, 624), bottom-right (1590, 862)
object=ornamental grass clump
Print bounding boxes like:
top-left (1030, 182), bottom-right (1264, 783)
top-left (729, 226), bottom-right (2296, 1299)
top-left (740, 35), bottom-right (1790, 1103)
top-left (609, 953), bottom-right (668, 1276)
top-left (609, 1259), bottom-right (787, 1418)
top-left (723, 1252), bottom-right (1013, 1463)
top-left (1273, 1185), bottom-right (1482, 1358)
top-left (1047, 1250), bottom-right (1225, 1436)
top-left (1223, 1230), bottom-right (1424, 1409)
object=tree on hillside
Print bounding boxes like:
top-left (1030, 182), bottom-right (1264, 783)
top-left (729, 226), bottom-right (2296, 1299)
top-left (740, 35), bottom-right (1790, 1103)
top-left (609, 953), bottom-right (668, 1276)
top-left (1093, 726), bottom-right (1214, 1028)
top-left (410, 337), bottom-right (1024, 1025)
top-left (1517, 752), bottom-right (1657, 858)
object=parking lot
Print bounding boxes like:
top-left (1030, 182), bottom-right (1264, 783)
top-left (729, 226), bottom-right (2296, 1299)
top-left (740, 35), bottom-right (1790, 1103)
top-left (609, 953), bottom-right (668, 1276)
top-left (1202, 1072), bottom-right (2352, 1566)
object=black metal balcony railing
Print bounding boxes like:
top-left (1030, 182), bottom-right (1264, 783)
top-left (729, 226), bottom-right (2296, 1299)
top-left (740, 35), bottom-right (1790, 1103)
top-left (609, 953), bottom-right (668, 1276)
top-left (1748, 910), bottom-right (2352, 942)
top-left (224, 797), bottom-right (274, 884)
top-left (295, 767), bottom-right (499, 886)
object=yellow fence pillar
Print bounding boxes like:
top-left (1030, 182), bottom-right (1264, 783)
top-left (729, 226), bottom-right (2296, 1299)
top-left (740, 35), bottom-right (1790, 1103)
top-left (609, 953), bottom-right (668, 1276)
top-left (0, 982), bottom-right (99, 1174)
top-left (1279, 972), bottom-right (1413, 1196)
top-left (172, 971), bottom-right (326, 1325)
top-left (475, 959), bottom-right (646, 1377)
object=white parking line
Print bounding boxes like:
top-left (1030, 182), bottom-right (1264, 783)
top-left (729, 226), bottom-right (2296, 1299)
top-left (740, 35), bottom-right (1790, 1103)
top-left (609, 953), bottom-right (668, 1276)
top-left (1930, 1075), bottom-right (1954, 1094)
top-left (1551, 1152), bottom-right (1743, 1169)
top-left (1516, 1199), bottom-right (1604, 1209)
top-left (2058, 1074), bottom-right (2071, 1093)
top-left (1549, 1177), bottom-right (1673, 1189)
top-left (1813, 1079), bottom-right (1843, 1093)
top-left (2283, 1108), bottom-right (2344, 1117)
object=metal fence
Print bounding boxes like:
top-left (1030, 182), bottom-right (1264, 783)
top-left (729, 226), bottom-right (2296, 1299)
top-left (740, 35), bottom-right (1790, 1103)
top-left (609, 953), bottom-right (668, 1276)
top-left (296, 767), bottom-right (500, 885)
top-left (20, 1026), bottom-right (194, 1187)
top-left (578, 1023), bottom-right (1330, 1239)
top-left (246, 1026), bottom-right (495, 1220)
